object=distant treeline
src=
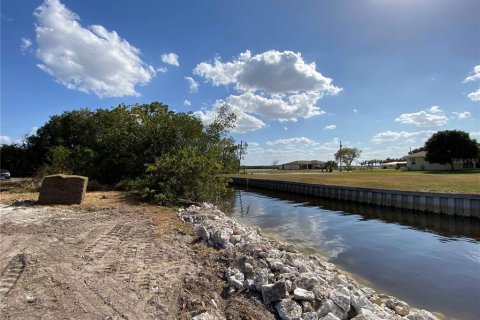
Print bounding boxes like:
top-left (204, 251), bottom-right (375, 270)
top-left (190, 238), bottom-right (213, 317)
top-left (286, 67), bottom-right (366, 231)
top-left (0, 102), bottom-right (245, 203)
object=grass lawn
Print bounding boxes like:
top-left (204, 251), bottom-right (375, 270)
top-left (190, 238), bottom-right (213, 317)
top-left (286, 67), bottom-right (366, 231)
top-left (228, 169), bottom-right (480, 194)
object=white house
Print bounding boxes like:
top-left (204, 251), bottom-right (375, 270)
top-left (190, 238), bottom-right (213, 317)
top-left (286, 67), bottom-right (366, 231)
top-left (279, 160), bottom-right (326, 170)
top-left (403, 151), bottom-right (478, 171)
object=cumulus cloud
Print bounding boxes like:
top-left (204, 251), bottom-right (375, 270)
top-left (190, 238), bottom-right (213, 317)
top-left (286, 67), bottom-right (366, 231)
top-left (161, 53), bottom-right (179, 66)
top-left (464, 65), bottom-right (480, 83)
top-left (226, 91), bottom-right (325, 122)
top-left (183, 100), bottom-right (191, 106)
top-left (395, 106), bottom-right (448, 127)
top-left (467, 89), bottom-right (480, 102)
top-left (193, 50), bottom-right (341, 132)
top-left (324, 124), bottom-right (336, 130)
top-left (185, 76), bottom-right (199, 93)
top-left (194, 102), bottom-right (266, 133)
top-left (371, 130), bottom-right (435, 144)
top-left (0, 136), bottom-right (12, 145)
top-left (20, 37), bottom-right (32, 54)
top-left (353, 108), bottom-right (358, 113)
top-left (195, 50), bottom-right (340, 95)
top-left (34, 0), bottom-right (155, 98)
top-left (452, 111), bottom-right (471, 119)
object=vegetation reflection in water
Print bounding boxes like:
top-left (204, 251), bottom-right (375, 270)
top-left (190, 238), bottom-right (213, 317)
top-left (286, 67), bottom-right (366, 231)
top-left (221, 187), bottom-right (480, 320)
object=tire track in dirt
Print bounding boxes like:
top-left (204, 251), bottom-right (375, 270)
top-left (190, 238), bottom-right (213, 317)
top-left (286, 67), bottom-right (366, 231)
top-left (0, 253), bottom-right (25, 303)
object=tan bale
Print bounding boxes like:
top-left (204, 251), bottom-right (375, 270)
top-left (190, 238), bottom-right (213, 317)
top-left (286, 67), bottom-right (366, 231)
top-left (38, 174), bottom-right (88, 205)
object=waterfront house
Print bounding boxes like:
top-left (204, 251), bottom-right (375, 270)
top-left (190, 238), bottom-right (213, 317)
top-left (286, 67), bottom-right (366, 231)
top-left (279, 160), bottom-right (325, 170)
top-left (403, 151), bottom-right (478, 170)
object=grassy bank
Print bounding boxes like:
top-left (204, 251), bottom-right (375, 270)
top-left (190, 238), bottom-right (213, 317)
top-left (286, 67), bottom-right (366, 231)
top-left (228, 169), bottom-right (480, 194)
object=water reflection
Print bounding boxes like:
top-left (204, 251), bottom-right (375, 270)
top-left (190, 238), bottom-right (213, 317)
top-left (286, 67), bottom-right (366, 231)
top-left (222, 187), bottom-right (480, 320)
top-left (224, 186), bottom-right (480, 242)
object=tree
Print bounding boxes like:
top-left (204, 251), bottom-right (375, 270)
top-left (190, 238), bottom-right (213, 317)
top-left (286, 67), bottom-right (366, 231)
top-left (335, 147), bottom-right (362, 171)
top-left (324, 160), bottom-right (337, 172)
top-left (424, 130), bottom-right (479, 171)
top-left (271, 159), bottom-right (279, 167)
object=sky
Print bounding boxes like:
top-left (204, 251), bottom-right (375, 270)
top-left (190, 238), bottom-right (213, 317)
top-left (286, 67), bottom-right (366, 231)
top-left (1, 0), bottom-right (479, 165)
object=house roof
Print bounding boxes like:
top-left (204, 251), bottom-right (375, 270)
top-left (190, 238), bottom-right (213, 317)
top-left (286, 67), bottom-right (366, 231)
top-left (282, 160), bottom-right (326, 165)
top-left (404, 151), bottom-right (427, 158)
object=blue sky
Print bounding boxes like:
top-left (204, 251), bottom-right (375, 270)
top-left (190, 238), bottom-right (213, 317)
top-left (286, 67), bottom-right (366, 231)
top-left (1, 0), bottom-right (479, 165)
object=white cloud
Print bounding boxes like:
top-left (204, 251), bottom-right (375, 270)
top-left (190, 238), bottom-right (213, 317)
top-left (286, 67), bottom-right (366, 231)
top-left (324, 124), bottom-right (336, 130)
top-left (243, 137), bottom-right (344, 165)
top-left (0, 136), bottom-right (12, 145)
top-left (464, 65), bottom-right (480, 83)
top-left (452, 111), bottom-right (471, 119)
top-left (185, 76), bottom-right (199, 93)
top-left (226, 91), bottom-right (325, 122)
top-left (20, 37), bottom-right (32, 54)
top-left (426, 106), bottom-right (442, 114)
top-left (469, 132), bottom-right (480, 140)
top-left (467, 89), bottom-right (480, 102)
top-left (156, 67), bottom-right (167, 73)
top-left (194, 102), bottom-right (266, 133)
top-left (29, 126), bottom-right (38, 136)
top-left (183, 100), bottom-right (191, 106)
top-left (371, 130), bottom-right (435, 144)
top-left (284, 126), bottom-right (288, 131)
top-left (464, 66), bottom-right (480, 102)
top-left (266, 137), bottom-right (317, 147)
top-left (34, 0), bottom-right (155, 98)
top-left (353, 108), bottom-right (358, 113)
top-left (395, 106), bottom-right (448, 127)
top-left (193, 50), bottom-right (341, 132)
top-left (161, 53), bottom-right (179, 66)
top-left (194, 50), bottom-right (341, 95)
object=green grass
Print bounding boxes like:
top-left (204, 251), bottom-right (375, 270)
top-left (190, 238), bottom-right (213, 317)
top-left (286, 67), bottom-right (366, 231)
top-left (228, 169), bottom-right (480, 194)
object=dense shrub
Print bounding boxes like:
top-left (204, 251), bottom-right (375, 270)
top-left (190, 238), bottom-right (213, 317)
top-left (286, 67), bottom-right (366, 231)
top-left (1, 102), bottom-right (245, 204)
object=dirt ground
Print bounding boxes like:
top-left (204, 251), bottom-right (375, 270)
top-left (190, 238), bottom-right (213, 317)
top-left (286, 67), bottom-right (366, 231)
top-left (0, 190), bottom-right (274, 320)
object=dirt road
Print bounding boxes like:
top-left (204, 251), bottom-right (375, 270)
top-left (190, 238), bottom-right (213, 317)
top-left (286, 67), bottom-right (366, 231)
top-left (0, 192), bottom-right (273, 319)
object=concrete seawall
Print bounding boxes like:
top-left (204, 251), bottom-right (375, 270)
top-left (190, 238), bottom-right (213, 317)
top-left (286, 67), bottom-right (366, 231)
top-left (230, 177), bottom-right (480, 219)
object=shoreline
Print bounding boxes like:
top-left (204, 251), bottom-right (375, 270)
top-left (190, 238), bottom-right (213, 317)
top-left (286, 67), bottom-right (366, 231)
top-left (179, 203), bottom-right (440, 320)
top-left (229, 177), bottom-right (480, 218)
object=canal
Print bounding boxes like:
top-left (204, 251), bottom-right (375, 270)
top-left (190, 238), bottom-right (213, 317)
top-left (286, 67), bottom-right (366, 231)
top-left (222, 187), bottom-right (480, 320)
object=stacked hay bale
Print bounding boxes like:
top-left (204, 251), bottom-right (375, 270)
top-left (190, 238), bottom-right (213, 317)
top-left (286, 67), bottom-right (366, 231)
top-left (38, 174), bottom-right (88, 205)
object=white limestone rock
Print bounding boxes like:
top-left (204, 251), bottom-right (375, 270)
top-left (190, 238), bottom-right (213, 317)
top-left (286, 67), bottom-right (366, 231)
top-left (293, 287), bottom-right (315, 301)
top-left (276, 299), bottom-right (302, 320)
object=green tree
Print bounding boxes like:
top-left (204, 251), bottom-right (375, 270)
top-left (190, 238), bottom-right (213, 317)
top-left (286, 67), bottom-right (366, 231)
top-left (335, 147), bottom-right (362, 171)
top-left (324, 160), bottom-right (337, 172)
top-left (134, 146), bottom-right (229, 204)
top-left (424, 130), bottom-right (479, 171)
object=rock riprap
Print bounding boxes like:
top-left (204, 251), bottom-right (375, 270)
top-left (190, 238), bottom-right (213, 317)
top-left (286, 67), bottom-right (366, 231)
top-left (178, 204), bottom-right (438, 320)
top-left (38, 174), bottom-right (88, 205)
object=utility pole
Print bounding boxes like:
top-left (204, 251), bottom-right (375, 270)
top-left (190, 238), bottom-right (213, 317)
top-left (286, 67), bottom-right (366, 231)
top-left (339, 140), bottom-right (343, 172)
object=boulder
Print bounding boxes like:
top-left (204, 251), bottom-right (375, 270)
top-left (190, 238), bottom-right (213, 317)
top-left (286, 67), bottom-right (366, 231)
top-left (319, 313), bottom-right (341, 320)
top-left (276, 299), bottom-right (302, 320)
top-left (302, 312), bottom-right (319, 320)
top-left (38, 174), bottom-right (88, 205)
top-left (405, 310), bottom-right (438, 320)
top-left (262, 281), bottom-right (287, 305)
top-left (293, 288), bottom-right (315, 301)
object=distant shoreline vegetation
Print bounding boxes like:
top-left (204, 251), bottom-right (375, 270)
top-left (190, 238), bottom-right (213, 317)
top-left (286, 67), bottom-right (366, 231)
top-left (0, 102), bottom-right (246, 204)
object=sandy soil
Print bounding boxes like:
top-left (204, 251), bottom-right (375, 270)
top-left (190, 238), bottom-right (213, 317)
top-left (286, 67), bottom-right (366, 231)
top-left (0, 191), bottom-right (274, 320)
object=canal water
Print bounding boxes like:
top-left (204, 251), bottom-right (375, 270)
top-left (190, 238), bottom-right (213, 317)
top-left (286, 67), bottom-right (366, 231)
top-left (222, 187), bottom-right (480, 320)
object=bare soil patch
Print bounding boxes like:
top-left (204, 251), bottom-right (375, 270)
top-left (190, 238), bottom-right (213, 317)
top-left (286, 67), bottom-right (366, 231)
top-left (0, 191), bottom-right (273, 319)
